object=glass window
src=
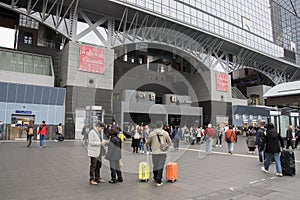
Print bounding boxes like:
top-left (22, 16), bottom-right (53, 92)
top-left (14, 53), bottom-right (24, 73)
top-left (3, 51), bottom-right (14, 71)
top-left (41, 87), bottom-right (51, 104)
top-left (25, 85), bottom-right (34, 104)
top-left (16, 84), bottom-right (26, 103)
top-left (7, 84), bottom-right (17, 103)
top-left (0, 82), bottom-right (8, 102)
top-left (33, 86), bottom-right (43, 104)
top-left (24, 54), bottom-right (34, 74)
top-left (34, 56), bottom-right (44, 75)
top-left (43, 57), bottom-right (52, 76)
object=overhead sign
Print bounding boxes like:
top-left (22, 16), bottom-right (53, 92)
top-left (79, 45), bottom-right (105, 74)
top-left (216, 72), bottom-right (228, 92)
top-left (15, 110), bottom-right (32, 115)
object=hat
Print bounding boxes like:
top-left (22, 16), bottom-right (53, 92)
top-left (208, 124), bottom-right (212, 128)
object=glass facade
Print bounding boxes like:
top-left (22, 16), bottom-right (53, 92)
top-left (0, 48), bottom-right (52, 76)
top-left (0, 82), bottom-right (66, 125)
top-left (118, 0), bottom-right (285, 58)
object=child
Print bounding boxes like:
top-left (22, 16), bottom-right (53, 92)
top-left (105, 128), bottom-right (123, 183)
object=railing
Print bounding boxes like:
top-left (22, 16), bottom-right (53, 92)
top-left (0, 48), bottom-right (53, 76)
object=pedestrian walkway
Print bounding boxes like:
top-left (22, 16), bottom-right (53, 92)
top-left (0, 136), bottom-right (299, 200)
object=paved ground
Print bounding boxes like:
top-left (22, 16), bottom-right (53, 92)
top-left (0, 136), bottom-right (299, 200)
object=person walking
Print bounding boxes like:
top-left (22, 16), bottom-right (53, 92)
top-left (105, 128), bottom-right (123, 183)
top-left (204, 124), bottom-right (216, 155)
top-left (146, 121), bottom-right (172, 187)
top-left (26, 121), bottom-right (34, 147)
top-left (172, 126), bottom-right (180, 151)
top-left (224, 126), bottom-right (237, 155)
top-left (38, 121), bottom-right (48, 148)
top-left (246, 126), bottom-right (257, 154)
top-left (88, 122), bottom-right (107, 185)
top-left (215, 124), bottom-right (223, 147)
top-left (260, 123), bottom-right (284, 177)
top-left (286, 125), bottom-right (295, 149)
top-left (256, 122), bottom-right (266, 164)
top-left (55, 123), bottom-right (63, 142)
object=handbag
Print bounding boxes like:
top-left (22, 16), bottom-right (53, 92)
top-left (157, 134), bottom-right (169, 151)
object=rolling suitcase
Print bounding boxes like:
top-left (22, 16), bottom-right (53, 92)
top-left (166, 162), bottom-right (178, 183)
top-left (139, 154), bottom-right (150, 181)
top-left (280, 150), bottom-right (296, 176)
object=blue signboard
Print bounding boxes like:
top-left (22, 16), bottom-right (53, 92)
top-left (15, 110), bottom-right (32, 115)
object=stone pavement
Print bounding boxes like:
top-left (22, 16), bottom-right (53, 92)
top-left (0, 136), bottom-right (299, 200)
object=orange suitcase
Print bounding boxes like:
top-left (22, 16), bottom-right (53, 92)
top-left (166, 162), bottom-right (178, 182)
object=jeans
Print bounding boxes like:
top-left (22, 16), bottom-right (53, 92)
top-left (264, 153), bottom-right (282, 173)
top-left (227, 142), bottom-right (234, 153)
top-left (39, 135), bottom-right (46, 147)
top-left (152, 154), bottom-right (167, 184)
top-left (206, 138), bottom-right (213, 154)
top-left (257, 145), bottom-right (264, 162)
top-left (140, 141), bottom-right (145, 152)
top-left (109, 160), bottom-right (122, 181)
top-left (90, 157), bottom-right (102, 181)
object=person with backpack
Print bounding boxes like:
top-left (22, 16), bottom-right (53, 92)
top-left (38, 121), bottom-right (48, 148)
top-left (295, 126), bottom-right (300, 149)
top-left (146, 121), bottom-right (172, 187)
top-left (260, 123), bottom-right (284, 177)
top-left (224, 126), bottom-right (237, 155)
top-left (204, 124), bottom-right (216, 155)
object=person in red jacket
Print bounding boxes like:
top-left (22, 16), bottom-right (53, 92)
top-left (224, 126), bottom-right (237, 155)
top-left (38, 121), bottom-right (48, 148)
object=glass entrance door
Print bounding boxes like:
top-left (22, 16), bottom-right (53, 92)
top-left (10, 114), bottom-right (35, 140)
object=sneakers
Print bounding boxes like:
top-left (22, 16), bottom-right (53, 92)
top-left (116, 179), bottom-right (123, 182)
top-left (89, 180), bottom-right (98, 185)
top-left (261, 167), bottom-right (269, 173)
top-left (155, 182), bottom-right (163, 187)
top-left (276, 173), bottom-right (283, 177)
top-left (96, 178), bottom-right (105, 183)
top-left (108, 180), bottom-right (117, 184)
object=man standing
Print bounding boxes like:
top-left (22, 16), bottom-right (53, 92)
top-left (88, 122), bottom-right (107, 185)
top-left (38, 121), bottom-right (48, 148)
top-left (256, 122), bottom-right (266, 164)
top-left (286, 125), bottom-right (295, 149)
top-left (261, 123), bottom-right (284, 177)
top-left (146, 121), bottom-right (172, 187)
top-left (204, 124), bottom-right (216, 155)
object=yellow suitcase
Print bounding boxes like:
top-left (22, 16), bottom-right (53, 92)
top-left (138, 161), bottom-right (150, 181)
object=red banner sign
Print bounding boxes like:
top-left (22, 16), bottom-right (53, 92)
top-left (79, 45), bottom-right (105, 74)
top-left (216, 72), bottom-right (228, 92)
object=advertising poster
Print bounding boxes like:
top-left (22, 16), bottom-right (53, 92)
top-left (79, 45), bottom-right (105, 74)
top-left (216, 72), bottom-right (228, 92)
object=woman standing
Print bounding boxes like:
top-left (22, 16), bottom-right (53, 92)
top-left (172, 127), bottom-right (180, 151)
top-left (26, 121), bottom-right (34, 147)
top-left (105, 128), bottom-right (123, 183)
top-left (131, 125), bottom-right (141, 153)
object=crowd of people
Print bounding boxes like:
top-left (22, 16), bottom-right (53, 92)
top-left (22, 119), bottom-right (299, 186)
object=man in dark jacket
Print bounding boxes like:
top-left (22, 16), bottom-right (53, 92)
top-left (286, 125), bottom-right (295, 149)
top-left (256, 122), bottom-right (265, 164)
top-left (260, 123), bottom-right (284, 177)
top-left (105, 128), bottom-right (123, 183)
